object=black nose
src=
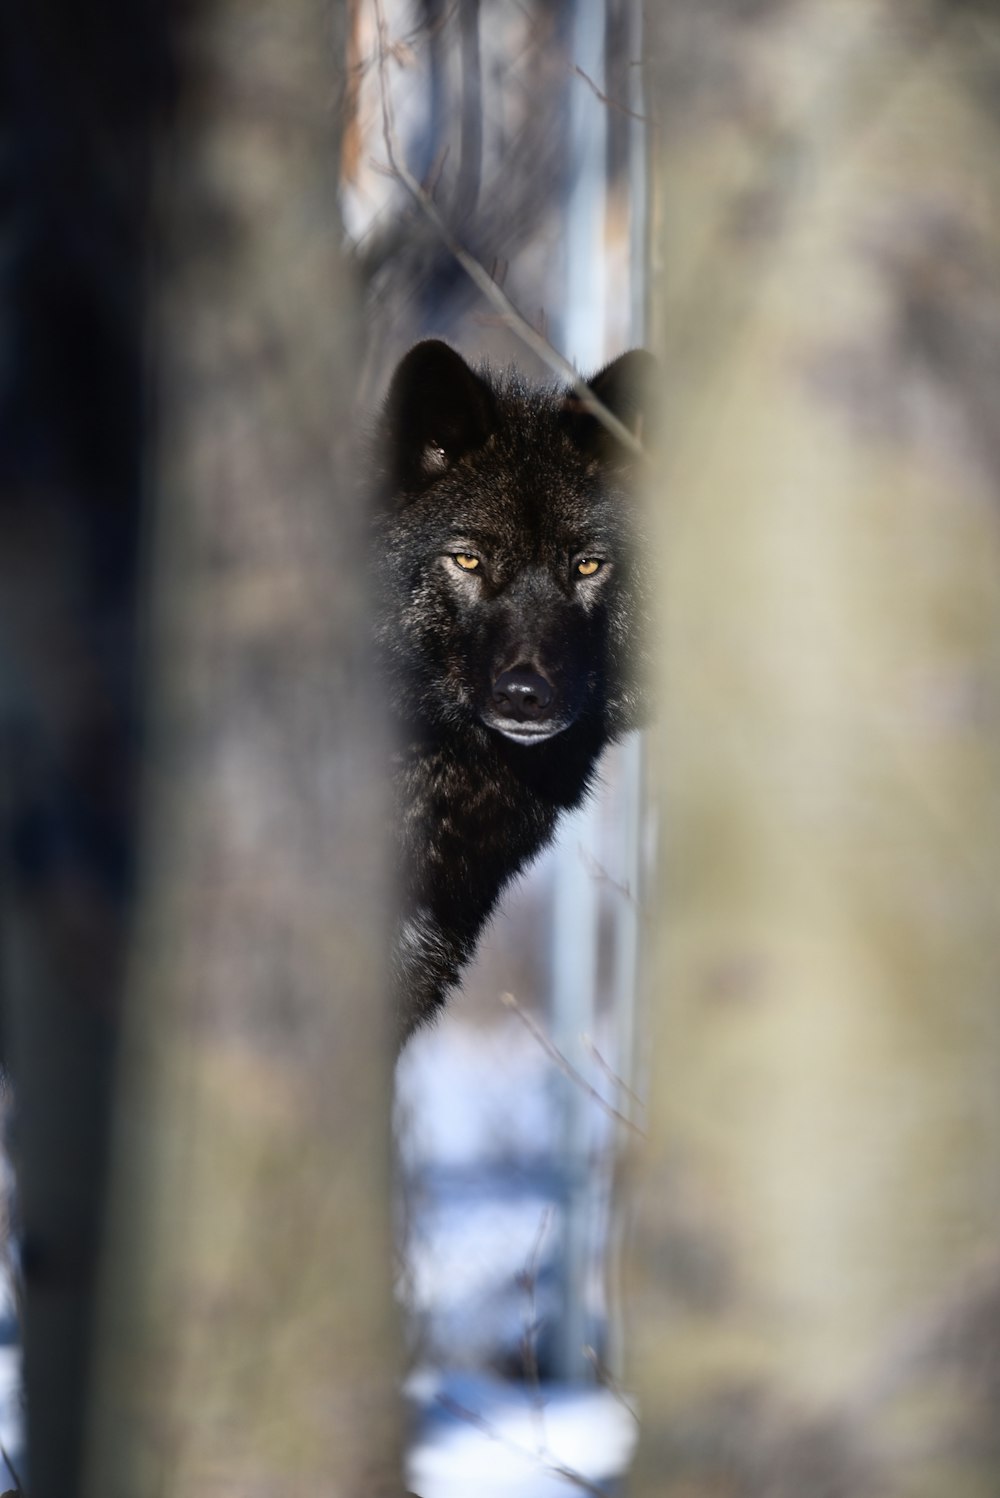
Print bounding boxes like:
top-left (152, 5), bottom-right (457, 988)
top-left (492, 666), bottom-right (555, 722)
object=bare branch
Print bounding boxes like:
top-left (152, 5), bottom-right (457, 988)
top-left (572, 62), bottom-right (652, 125)
top-left (518, 1205), bottom-right (554, 1450)
top-left (581, 1033), bottom-right (645, 1114)
top-left (577, 844), bottom-right (641, 910)
top-left (501, 993), bottom-right (646, 1138)
top-left (436, 1393), bottom-right (614, 1497)
top-left (0, 1441), bottom-right (24, 1496)
top-left (583, 1345), bottom-right (641, 1428)
top-left (370, 0), bottom-right (646, 456)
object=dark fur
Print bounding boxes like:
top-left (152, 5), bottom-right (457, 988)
top-left (373, 341), bottom-right (654, 1043)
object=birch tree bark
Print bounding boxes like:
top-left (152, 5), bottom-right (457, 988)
top-left (633, 4), bottom-right (1000, 1493)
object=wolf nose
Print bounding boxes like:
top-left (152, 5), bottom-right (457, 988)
top-left (492, 666), bottom-right (555, 722)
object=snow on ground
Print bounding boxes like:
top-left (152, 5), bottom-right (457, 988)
top-left (405, 1368), bottom-right (636, 1498)
top-left (396, 1016), bottom-right (570, 1172)
top-left (398, 1017), bottom-right (634, 1495)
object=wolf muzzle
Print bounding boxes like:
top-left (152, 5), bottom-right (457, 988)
top-left (487, 664), bottom-right (564, 741)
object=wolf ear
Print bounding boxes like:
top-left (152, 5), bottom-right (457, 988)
top-left (382, 340), bottom-right (498, 495)
top-left (561, 348), bottom-right (657, 462)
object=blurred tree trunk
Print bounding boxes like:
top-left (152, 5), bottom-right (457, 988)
top-left (82, 4), bottom-right (400, 1495)
top-left (0, 1), bottom-right (396, 1494)
top-left (632, 3), bottom-right (1000, 1494)
top-left (0, 3), bottom-right (170, 1494)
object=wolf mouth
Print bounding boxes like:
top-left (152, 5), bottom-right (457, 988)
top-left (486, 719), bottom-right (567, 744)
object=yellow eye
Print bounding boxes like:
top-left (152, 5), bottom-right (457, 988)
top-left (453, 553), bottom-right (480, 571)
top-left (576, 558), bottom-right (602, 577)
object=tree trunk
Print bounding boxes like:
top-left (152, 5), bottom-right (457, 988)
top-left (0, 2), bottom-right (169, 1492)
top-left (632, 3), bottom-right (1000, 1494)
top-left (85, 4), bottom-right (396, 1495)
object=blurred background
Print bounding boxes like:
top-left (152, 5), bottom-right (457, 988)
top-left (4, 2), bottom-right (1000, 1497)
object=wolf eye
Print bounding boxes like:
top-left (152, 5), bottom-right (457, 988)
top-left (452, 553), bottom-right (480, 571)
top-left (576, 558), bottom-right (602, 577)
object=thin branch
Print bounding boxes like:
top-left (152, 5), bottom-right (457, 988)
top-left (583, 1345), bottom-right (641, 1428)
top-left (0, 1441), bottom-right (24, 1496)
top-left (581, 1033), bottom-right (645, 1113)
top-left (519, 1205), bottom-right (554, 1449)
top-left (370, 0), bottom-right (646, 456)
top-left (354, 0), bottom-right (462, 84)
top-left (436, 1393), bottom-right (614, 1497)
top-left (577, 844), bottom-right (640, 910)
top-left (425, 141), bottom-right (452, 202)
top-left (572, 62), bottom-right (652, 125)
top-left (501, 993), bottom-right (645, 1138)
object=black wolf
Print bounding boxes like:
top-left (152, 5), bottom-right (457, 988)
top-left (373, 340), bottom-right (654, 1043)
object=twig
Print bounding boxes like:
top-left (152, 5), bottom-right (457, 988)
top-left (501, 993), bottom-right (645, 1138)
top-left (583, 1345), bottom-right (640, 1427)
top-left (354, 0), bottom-right (461, 84)
top-left (572, 63), bottom-right (652, 125)
top-left (370, 0), bottom-right (645, 457)
top-left (424, 142), bottom-right (451, 203)
top-left (436, 1393), bottom-right (613, 1497)
top-left (0, 1441), bottom-right (24, 1495)
top-left (577, 844), bottom-right (640, 909)
top-left (581, 1034), bottom-right (645, 1114)
top-left (519, 1205), bottom-right (553, 1449)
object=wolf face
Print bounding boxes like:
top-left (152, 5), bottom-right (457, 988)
top-left (372, 340), bottom-right (654, 1039)
top-left (374, 340), bottom-right (653, 749)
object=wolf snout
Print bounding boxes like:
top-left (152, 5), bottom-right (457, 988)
top-left (491, 665), bottom-right (555, 724)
